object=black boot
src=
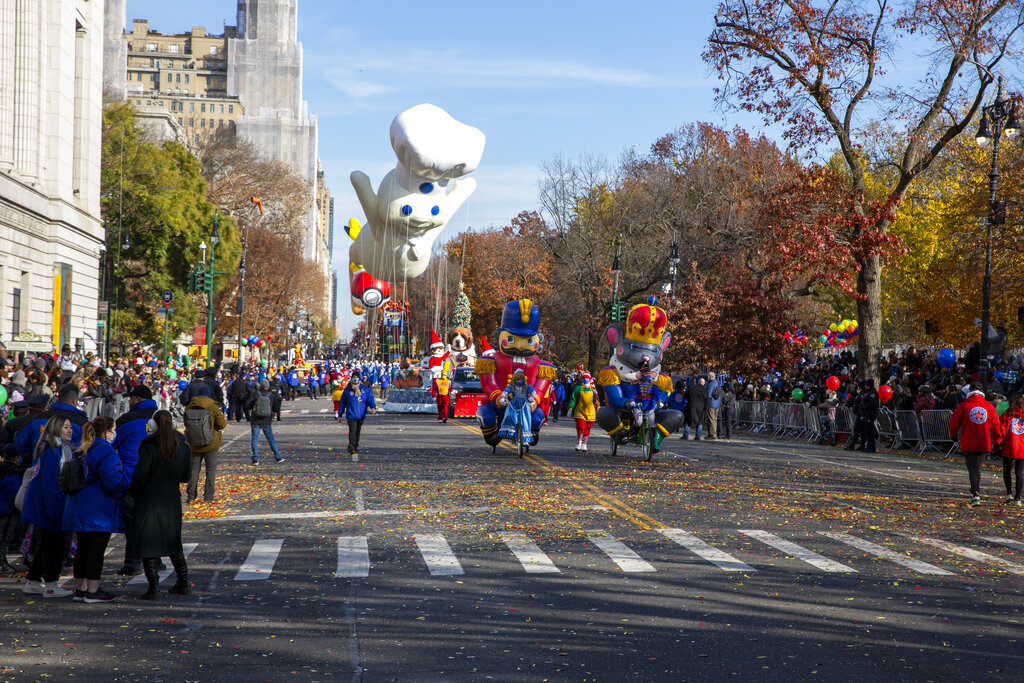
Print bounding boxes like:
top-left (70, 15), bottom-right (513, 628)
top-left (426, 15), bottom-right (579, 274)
top-left (168, 551), bottom-right (190, 595)
top-left (140, 558), bottom-right (160, 600)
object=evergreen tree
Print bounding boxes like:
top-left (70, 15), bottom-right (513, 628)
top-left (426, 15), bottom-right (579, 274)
top-left (452, 281), bottom-right (472, 329)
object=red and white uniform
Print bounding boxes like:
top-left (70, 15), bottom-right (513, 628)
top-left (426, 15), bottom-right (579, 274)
top-left (949, 391), bottom-right (1004, 452)
top-left (999, 408), bottom-right (1024, 459)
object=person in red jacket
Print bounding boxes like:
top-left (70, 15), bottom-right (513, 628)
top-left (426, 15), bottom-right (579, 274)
top-left (949, 383), bottom-right (1004, 506)
top-left (998, 392), bottom-right (1024, 506)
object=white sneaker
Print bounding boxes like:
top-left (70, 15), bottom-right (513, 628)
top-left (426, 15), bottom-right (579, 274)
top-left (22, 580), bottom-right (44, 595)
top-left (581, 442), bottom-right (588, 452)
top-left (575, 440), bottom-right (582, 451)
top-left (43, 585), bottom-right (74, 598)
top-left (1004, 495), bottom-right (1016, 504)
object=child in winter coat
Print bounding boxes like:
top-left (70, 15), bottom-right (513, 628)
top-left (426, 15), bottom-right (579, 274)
top-left (0, 449), bottom-right (25, 573)
top-left (331, 382), bottom-right (344, 414)
top-left (566, 373), bottom-right (600, 452)
top-left (998, 392), bottom-right (1024, 505)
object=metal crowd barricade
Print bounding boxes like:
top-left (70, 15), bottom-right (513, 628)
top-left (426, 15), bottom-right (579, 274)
top-left (833, 406), bottom-right (855, 447)
top-left (893, 410), bottom-right (923, 453)
top-left (919, 409), bottom-right (957, 458)
top-left (749, 401), bottom-right (767, 433)
top-left (735, 401), bottom-right (753, 431)
top-left (803, 405), bottom-right (822, 443)
top-left (874, 409), bottom-right (899, 451)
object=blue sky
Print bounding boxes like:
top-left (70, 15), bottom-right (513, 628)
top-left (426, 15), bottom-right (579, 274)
top-left (125, 0), bottom-right (756, 333)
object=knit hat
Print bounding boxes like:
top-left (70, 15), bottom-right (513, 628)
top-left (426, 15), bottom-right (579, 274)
top-left (430, 329), bottom-right (444, 351)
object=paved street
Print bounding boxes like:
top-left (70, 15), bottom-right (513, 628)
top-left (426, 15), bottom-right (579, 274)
top-left (3, 408), bottom-right (1024, 682)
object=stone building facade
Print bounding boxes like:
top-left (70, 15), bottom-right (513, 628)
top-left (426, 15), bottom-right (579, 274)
top-left (0, 0), bottom-right (105, 355)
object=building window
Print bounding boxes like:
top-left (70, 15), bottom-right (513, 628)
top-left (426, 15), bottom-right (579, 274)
top-left (169, 44), bottom-right (180, 53)
top-left (210, 45), bottom-right (219, 55)
top-left (184, 74), bottom-right (189, 84)
top-left (228, 104), bottom-right (233, 114)
top-left (178, 117), bottom-right (183, 125)
top-left (189, 118), bottom-right (194, 126)
top-left (201, 103), bottom-right (206, 113)
top-left (175, 89), bottom-right (180, 95)
top-left (219, 104), bottom-right (224, 114)
top-left (11, 287), bottom-right (20, 335)
top-left (194, 134), bottom-right (200, 144)
top-left (189, 102), bottom-right (194, 112)
top-left (175, 73), bottom-right (180, 83)
top-left (184, 89), bottom-right (189, 95)
top-left (147, 42), bottom-right (157, 52)
top-left (209, 119), bottom-right (214, 127)
top-left (218, 119), bottom-right (223, 127)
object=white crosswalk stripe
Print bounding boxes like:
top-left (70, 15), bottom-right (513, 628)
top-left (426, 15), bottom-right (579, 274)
top-left (587, 531), bottom-right (656, 572)
top-left (300, 409), bottom-right (310, 414)
top-left (740, 530), bottom-right (856, 573)
top-left (282, 410), bottom-right (293, 414)
top-left (658, 529), bottom-right (754, 572)
top-left (819, 532), bottom-right (953, 575)
top-left (235, 539), bottom-right (284, 580)
top-left (128, 544), bottom-right (198, 585)
top-left (414, 534), bottom-right (464, 575)
top-left (499, 533), bottom-right (560, 573)
top-left (903, 535), bottom-right (1024, 576)
top-left (320, 408), bottom-right (329, 413)
top-left (335, 536), bottom-right (370, 578)
top-left (981, 536), bottom-right (1024, 553)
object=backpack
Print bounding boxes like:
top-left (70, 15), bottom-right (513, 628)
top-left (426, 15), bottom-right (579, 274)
top-left (59, 455), bottom-right (88, 495)
top-left (184, 407), bottom-right (215, 448)
top-left (253, 392), bottom-right (272, 419)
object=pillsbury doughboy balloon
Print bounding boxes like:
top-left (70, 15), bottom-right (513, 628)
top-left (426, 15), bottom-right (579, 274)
top-left (346, 104), bottom-right (484, 314)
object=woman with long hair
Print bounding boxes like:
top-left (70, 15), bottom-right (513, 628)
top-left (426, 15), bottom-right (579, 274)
top-left (129, 410), bottom-right (192, 599)
top-left (63, 416), bottom-right (129, 602)
top-left (20, 416), bottom-right (74, 598)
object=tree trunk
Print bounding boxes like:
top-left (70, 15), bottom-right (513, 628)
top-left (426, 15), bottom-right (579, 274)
top-left (856, 254), bottom-right (882, 386)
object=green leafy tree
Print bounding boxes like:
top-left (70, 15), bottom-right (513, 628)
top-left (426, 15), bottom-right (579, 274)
top-left (101, 102), bottom-right (240, 349)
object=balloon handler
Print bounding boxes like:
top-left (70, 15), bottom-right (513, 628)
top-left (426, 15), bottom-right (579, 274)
top-left (496, 370), bottom-right (538, 444)
top-left (476, 299), bottom-right (557, 451)
top-left (596, 300), bottom-right (683, 453)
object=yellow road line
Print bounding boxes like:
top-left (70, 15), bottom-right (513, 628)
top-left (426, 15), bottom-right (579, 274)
top-left (450, 420), bottom-right (662, 530)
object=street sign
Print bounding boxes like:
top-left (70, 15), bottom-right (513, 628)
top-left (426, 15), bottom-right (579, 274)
top-left (98, 301), bottom-right (109, 316)
top-left (156, 306), bottom-right (175, 318)
top-left (162, 290), bottom-right (173, 305)
top-left (4, 330), bottom-right (55, 352)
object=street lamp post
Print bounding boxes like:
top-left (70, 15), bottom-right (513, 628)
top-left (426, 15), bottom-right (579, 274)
top-left (975, 76), bottom-right (1019, 362)
top-left (668, 233), bottom-right (681, 295)
top-left (610, 241), bottom-right (623, 322)
top-left (237, 197), bottom-right (264, 366)
top-left (206, 213), bottom-right (220, 365)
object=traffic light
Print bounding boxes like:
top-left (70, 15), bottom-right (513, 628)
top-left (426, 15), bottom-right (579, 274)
top-left (202, 270), bottom-right (213, 291)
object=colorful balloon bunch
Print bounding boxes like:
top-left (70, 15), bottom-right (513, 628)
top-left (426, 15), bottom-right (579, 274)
top-left (819, 319), bottom-right (858, 347)
top-left (241, 334), bottom-right (273, 349)
top-left (781, 331), bottom-right (811, 344)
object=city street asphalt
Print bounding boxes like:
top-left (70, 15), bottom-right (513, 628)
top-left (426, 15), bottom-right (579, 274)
top-left (2, 403), bottom-right (1023, 682)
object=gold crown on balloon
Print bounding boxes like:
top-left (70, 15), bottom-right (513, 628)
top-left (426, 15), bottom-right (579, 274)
top-left (625, 304), bottom-right (667, 346)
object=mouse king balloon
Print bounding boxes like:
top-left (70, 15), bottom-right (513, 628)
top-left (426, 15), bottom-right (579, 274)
top-left (346, 104), bottom-right (485, 315)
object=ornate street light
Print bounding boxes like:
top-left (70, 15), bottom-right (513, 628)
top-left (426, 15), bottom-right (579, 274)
top-left (975, 76), bottom-right (1019, 363)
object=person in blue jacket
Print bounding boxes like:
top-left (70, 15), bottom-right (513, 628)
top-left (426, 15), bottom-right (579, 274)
top-left (379, 370), bottom-right (390, 401)
top-left (337, 372), bottom-right (376, 455)
top-left (0, 449), bottom-right (25, 574)
top-left (307, 370), bottom-right (319, 400)
top-left (551, 379), bottom-right (566, 423)
top-left (112, 384), bottom-right (158, 576)
top-left (317, 369), bottom-right (328, 398)
top-left (20, 416), bottom-right (75, 598)
top-left (62, 416), bottom-right (129, 603)
top-left (14, 383), bottom-right (88, 460)
top-left (286, 367), bottom-right (299, 401)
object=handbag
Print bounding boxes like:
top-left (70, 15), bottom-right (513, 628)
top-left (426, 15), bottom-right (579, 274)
top-left (14, 463), bottom-right (39, 511)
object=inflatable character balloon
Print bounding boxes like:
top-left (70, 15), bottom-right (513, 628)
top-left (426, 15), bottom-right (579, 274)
top-left (596, 298), bottom-right (683, 452)
top-left (347, 103), bottom-right (485, 314)
top-left (475, 299), bottom-right (557, 450)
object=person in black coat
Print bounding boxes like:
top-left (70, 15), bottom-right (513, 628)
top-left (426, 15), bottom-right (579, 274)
top-left (129, 410), bottom-right (192, 599)
top-left (683, 378), bottom-right (708, 440)
top-left (227, 372), bottom-right (251, 423)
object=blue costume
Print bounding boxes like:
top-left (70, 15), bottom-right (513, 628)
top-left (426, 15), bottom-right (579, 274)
top-left (497, 382), bottom-right (537, 444)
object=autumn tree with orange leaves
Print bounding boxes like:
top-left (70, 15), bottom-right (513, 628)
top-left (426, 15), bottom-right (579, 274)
top-left (704, 0), bottom-right (1024, 382)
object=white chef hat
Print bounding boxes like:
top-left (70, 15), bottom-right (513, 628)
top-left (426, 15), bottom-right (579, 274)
top-left (390, 104), bottom-right (485, 181)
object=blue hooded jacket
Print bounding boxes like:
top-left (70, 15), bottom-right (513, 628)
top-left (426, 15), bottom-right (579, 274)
top-left (20, 440), bottom-right (72, 531)
top-left (287, 370), bottom-right (299, 387)
top-left (112, 398), bottom-right (158, 482)
top-left (14, 402), bottom-right (89, 457)
top-left (338, 382), bottom-right (376, 420)
top-left (62, 438), bottom-right (129, 533)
